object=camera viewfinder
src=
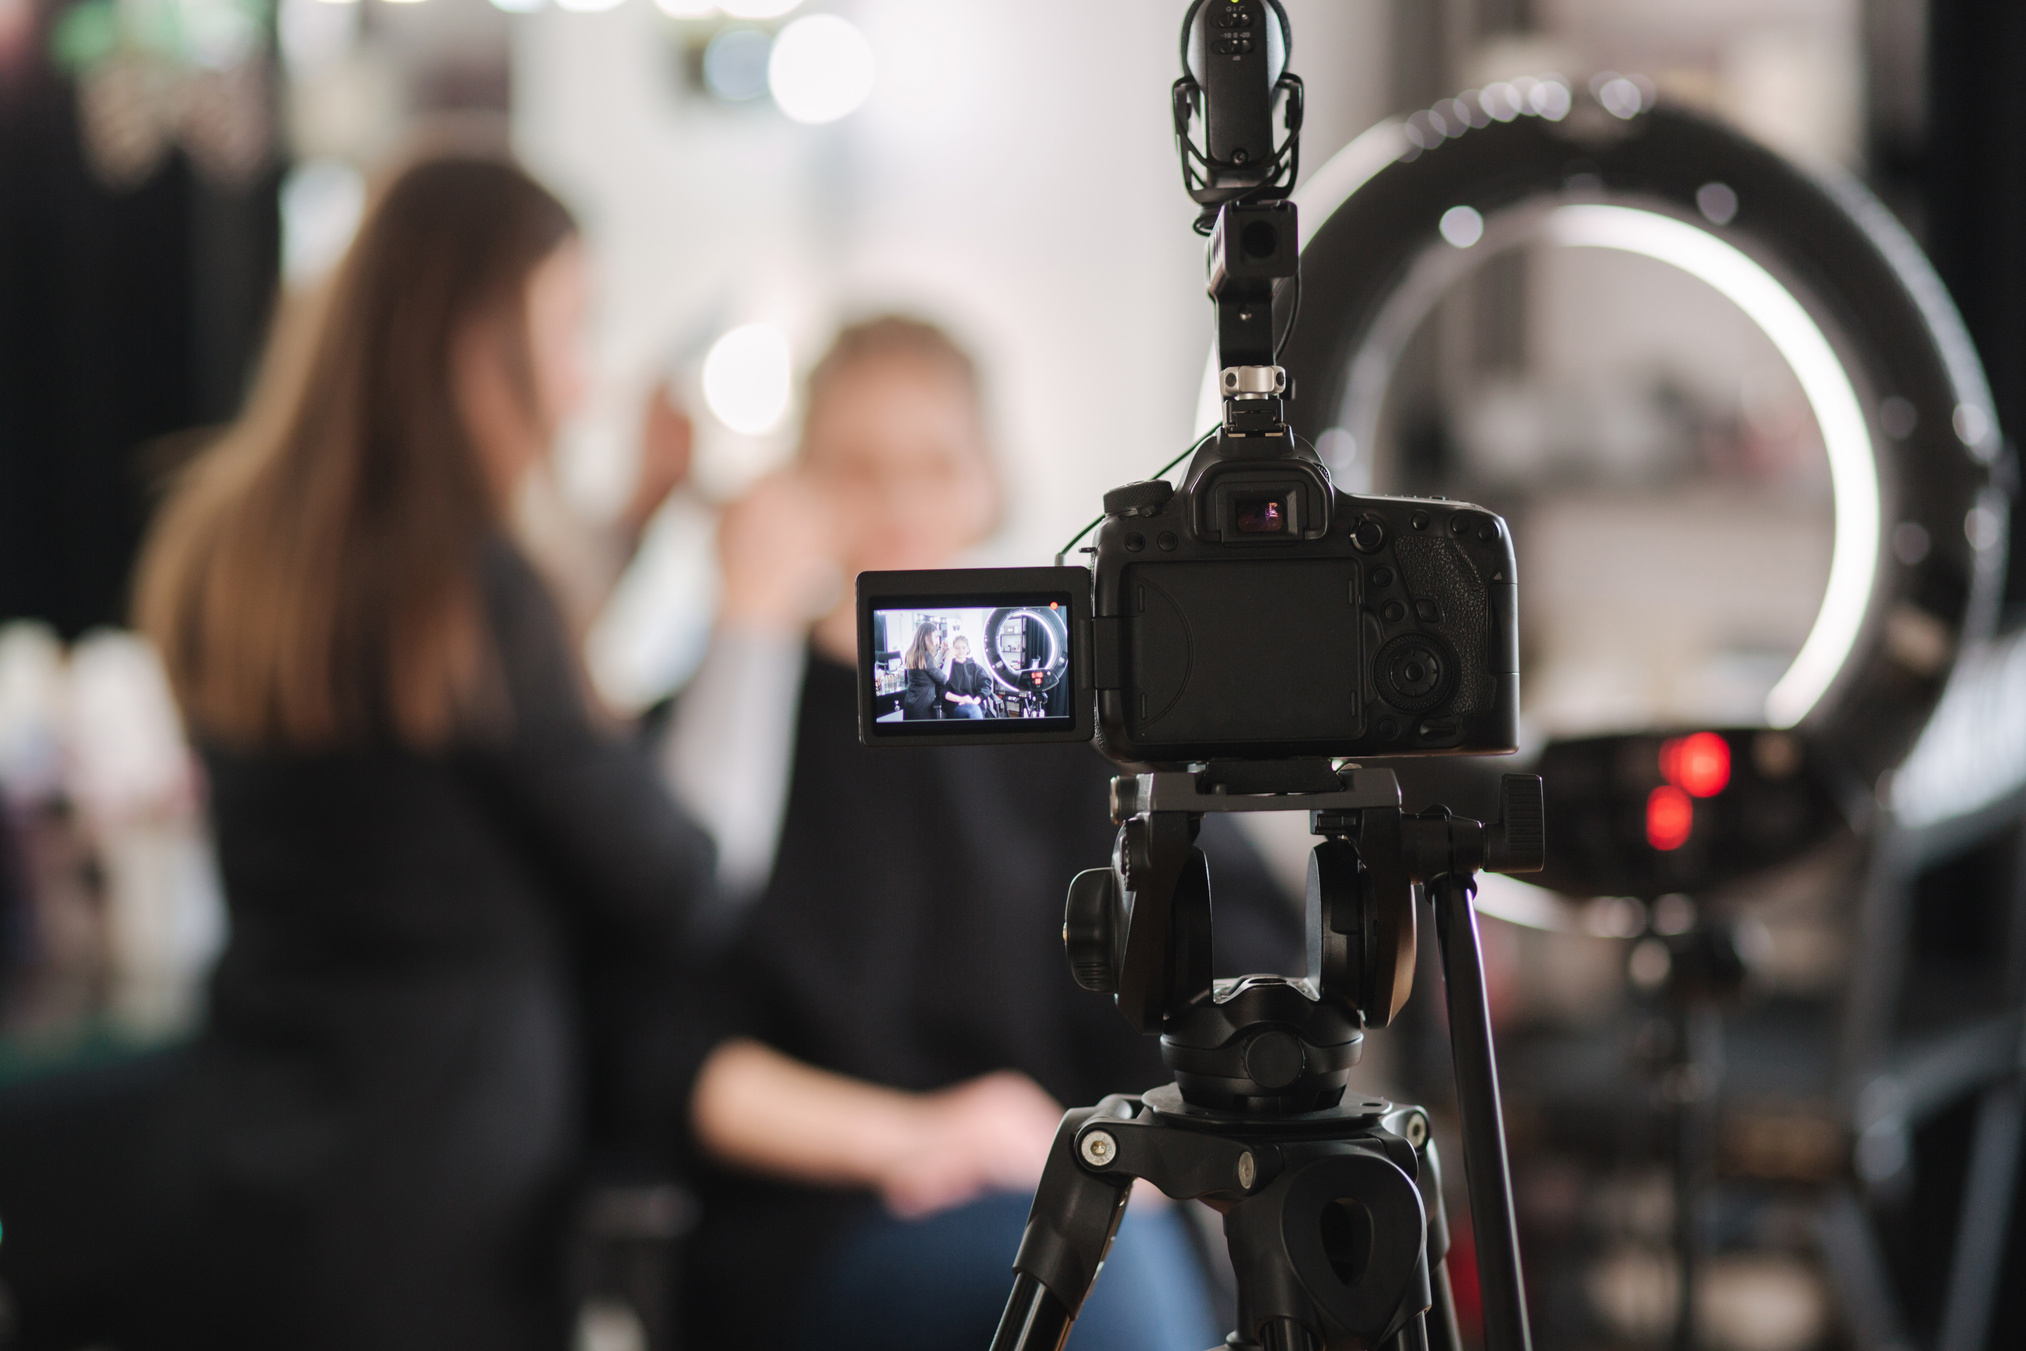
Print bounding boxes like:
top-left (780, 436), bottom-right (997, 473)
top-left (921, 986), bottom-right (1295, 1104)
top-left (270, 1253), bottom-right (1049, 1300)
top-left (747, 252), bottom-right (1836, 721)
top-left (1233, 493), bottom-right (1291, 535)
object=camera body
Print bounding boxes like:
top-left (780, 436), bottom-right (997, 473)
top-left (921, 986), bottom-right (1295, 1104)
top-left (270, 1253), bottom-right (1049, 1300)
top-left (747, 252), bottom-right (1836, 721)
top-left (1090, 436), bottom-right (1518, 765)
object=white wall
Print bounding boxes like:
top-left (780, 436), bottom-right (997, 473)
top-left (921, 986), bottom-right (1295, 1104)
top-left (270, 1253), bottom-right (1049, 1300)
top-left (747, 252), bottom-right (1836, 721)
top-left (514, 0), bottom-right (1389, 564)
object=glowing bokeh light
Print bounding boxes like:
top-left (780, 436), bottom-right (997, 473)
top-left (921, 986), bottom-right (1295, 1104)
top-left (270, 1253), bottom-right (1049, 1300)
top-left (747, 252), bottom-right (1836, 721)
top-left (702, 323), bottom-right (793, 435)
top-left (703, 26), bottom-right (772, 101)
top-left (1439, 205), bottom-right (1483, 248)
top-left (769, 13), bottom-right (874, 124)
top-left (1646, 786), bottom-right (1694, 851)
top-left (1660, 732), bottom-right (1732, 798)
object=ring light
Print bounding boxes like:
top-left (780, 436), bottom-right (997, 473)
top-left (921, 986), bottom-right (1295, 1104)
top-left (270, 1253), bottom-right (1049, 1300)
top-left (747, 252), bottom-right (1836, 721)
top-left (985, 605), bottom-right (1069, 694)
top-left (1201, 84), bottom-right (2009, 790)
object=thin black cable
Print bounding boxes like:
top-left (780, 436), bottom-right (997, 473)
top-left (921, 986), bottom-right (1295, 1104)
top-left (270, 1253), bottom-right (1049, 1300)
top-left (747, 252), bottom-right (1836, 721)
top-left (1273, 271), bottom-right (1302, 362)
top-left (1054, 429), bottom-right (1217, 565)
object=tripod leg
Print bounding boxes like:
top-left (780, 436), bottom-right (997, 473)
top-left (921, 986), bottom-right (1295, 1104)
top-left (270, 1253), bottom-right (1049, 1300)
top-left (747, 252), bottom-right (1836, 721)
top-left (1260, 1318), bottom-right (1320, 1351)
top-left (1418, 1137), bottom-right (1463, 1351)
top-left (1379, 1313), bottom-right (1432, 1351)
top-left (1673, 999), bottom-right (1720, 1351)
top-left (990, 1099), bottom-right (1137, 1351)
top-left (1427, 1261), bottom-right (1463, 1351)
top-left (1430, 873), bottom-right (1533, 1351)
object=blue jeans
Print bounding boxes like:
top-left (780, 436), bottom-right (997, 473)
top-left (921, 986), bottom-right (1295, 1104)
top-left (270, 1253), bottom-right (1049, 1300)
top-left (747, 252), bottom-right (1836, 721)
top-left (950, 702), bottom-right (986, 719)
top-left (797, 1190), bottom-right (1220, 1351)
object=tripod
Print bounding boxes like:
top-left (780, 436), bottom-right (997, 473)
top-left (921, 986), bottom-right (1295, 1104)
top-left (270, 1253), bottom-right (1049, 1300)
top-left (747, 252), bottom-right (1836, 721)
top-left (989, 763), bottom-right (1543, 1351)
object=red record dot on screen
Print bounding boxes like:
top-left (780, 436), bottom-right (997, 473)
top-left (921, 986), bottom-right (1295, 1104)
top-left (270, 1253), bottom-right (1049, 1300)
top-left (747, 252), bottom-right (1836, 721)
top-left (1659, 731), bottom-right (1731, 798)
top-left (1647, 785), bottom-right (1694, 851)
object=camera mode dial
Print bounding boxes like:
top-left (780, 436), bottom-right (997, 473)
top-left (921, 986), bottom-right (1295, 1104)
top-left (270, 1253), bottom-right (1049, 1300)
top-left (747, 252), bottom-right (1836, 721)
top-left (1104, 480), bottom-right (1176, 518)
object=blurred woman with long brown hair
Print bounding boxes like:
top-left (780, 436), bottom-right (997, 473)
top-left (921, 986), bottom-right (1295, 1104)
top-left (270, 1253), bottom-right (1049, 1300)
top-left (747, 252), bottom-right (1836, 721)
top-left (92, 154), bottom-right (711, 1348)
top-left (898, 620), bottom-right (949, 719)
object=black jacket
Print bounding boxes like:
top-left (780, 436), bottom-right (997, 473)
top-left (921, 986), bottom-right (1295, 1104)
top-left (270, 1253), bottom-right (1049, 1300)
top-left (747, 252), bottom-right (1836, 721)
top-left (945, 657), bottom-right (992, 703)
top-left (900, 664), bottom-right (947, 719)
top-left (158, 542), bottom-right (714, 1349)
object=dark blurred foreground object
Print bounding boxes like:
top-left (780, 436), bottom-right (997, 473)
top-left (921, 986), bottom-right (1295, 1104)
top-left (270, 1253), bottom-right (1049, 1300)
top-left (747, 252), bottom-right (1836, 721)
top-left (0, 152), bottom-right (719, 1351)
top-left (0, 15), bottom-right (278, 637)
top-left (0, 546), bottom-right (715, 1351)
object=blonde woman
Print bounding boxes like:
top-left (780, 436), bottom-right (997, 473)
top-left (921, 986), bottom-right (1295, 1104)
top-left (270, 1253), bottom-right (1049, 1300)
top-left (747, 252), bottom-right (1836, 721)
top-left (944, 634), bottom-right (991, 719)
top-left (666, 317), bottom-right (1299, 1351)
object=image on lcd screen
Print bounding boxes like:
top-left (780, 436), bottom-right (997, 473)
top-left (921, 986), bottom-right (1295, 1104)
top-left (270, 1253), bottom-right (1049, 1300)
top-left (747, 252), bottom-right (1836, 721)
top-left (869, 600), bottom-right (1073, 729)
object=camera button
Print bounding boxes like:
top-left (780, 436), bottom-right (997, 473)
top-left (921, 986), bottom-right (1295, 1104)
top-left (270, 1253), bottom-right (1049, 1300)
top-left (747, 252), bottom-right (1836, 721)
top-left (1371, 566), bottom-right (1394, 588)
top-left (1410, 510), bottom-right (1431, 531)
top-left (1126, 532), bottom-right (1146, 552)
top-left (1414, 599), bottom-right (1442, 623)
top-left (1157, 531), bottom-right (1179, 551)
top-left (1449, 513), bottom-right (1476, 537)
top-left (1477, 519), bottom-right (1501, 543)
top-left (1418, 718), bottom-right (1461, 741)
top-left (1352, 519), bottom-right (1386, 553)
top-left (1382, 601), bottom-right (1406, 624)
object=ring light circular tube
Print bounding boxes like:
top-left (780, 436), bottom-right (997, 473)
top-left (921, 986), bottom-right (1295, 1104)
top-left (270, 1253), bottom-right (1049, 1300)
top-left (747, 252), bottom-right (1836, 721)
top-left (1195, 92), bottom-right (2006, 786)
top-left (1538, 204), bottom-right (1878, 729)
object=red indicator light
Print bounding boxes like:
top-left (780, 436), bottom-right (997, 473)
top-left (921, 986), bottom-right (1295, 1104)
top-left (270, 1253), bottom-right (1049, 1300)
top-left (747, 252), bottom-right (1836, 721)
top-left (1647, 786), bottom-right (1693, 851)
top-left (1660, 731), bottom-right (1730, 798)
top-left (1050, 602), bottom-right (1059, 609)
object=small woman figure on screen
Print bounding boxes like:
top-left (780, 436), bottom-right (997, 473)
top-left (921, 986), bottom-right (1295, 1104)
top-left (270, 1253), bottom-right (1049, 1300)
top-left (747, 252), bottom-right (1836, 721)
top-left (899, 621), bottom-right (948, 719)
top-left (944, 634), bottom-right (991, 719)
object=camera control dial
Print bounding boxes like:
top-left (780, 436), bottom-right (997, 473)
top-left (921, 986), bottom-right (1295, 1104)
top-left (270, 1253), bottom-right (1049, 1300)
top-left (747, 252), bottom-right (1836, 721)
top-left (1376, 633), bottom-right (1458, 713)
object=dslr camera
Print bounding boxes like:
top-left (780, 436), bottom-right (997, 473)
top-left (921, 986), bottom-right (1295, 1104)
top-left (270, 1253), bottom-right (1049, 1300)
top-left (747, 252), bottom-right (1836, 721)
top-left (856, 213), bottom-right (1518, 766)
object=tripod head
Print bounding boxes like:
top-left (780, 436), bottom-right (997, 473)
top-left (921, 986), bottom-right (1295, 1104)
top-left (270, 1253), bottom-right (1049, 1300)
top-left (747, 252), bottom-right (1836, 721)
top-left (1000, 764), bottom-right (1545, 1351)
top-left (1064, 763), bottom-right (1545, 1112)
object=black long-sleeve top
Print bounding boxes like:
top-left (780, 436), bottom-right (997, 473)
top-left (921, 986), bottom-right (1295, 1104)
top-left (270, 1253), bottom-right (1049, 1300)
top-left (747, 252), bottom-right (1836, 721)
top-left (900, 664), bottom-right (947, 718)
top-left (159, 541), bottom-right (715, 1351)
top-left (681, 651), bottom-right (1302, 1345)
